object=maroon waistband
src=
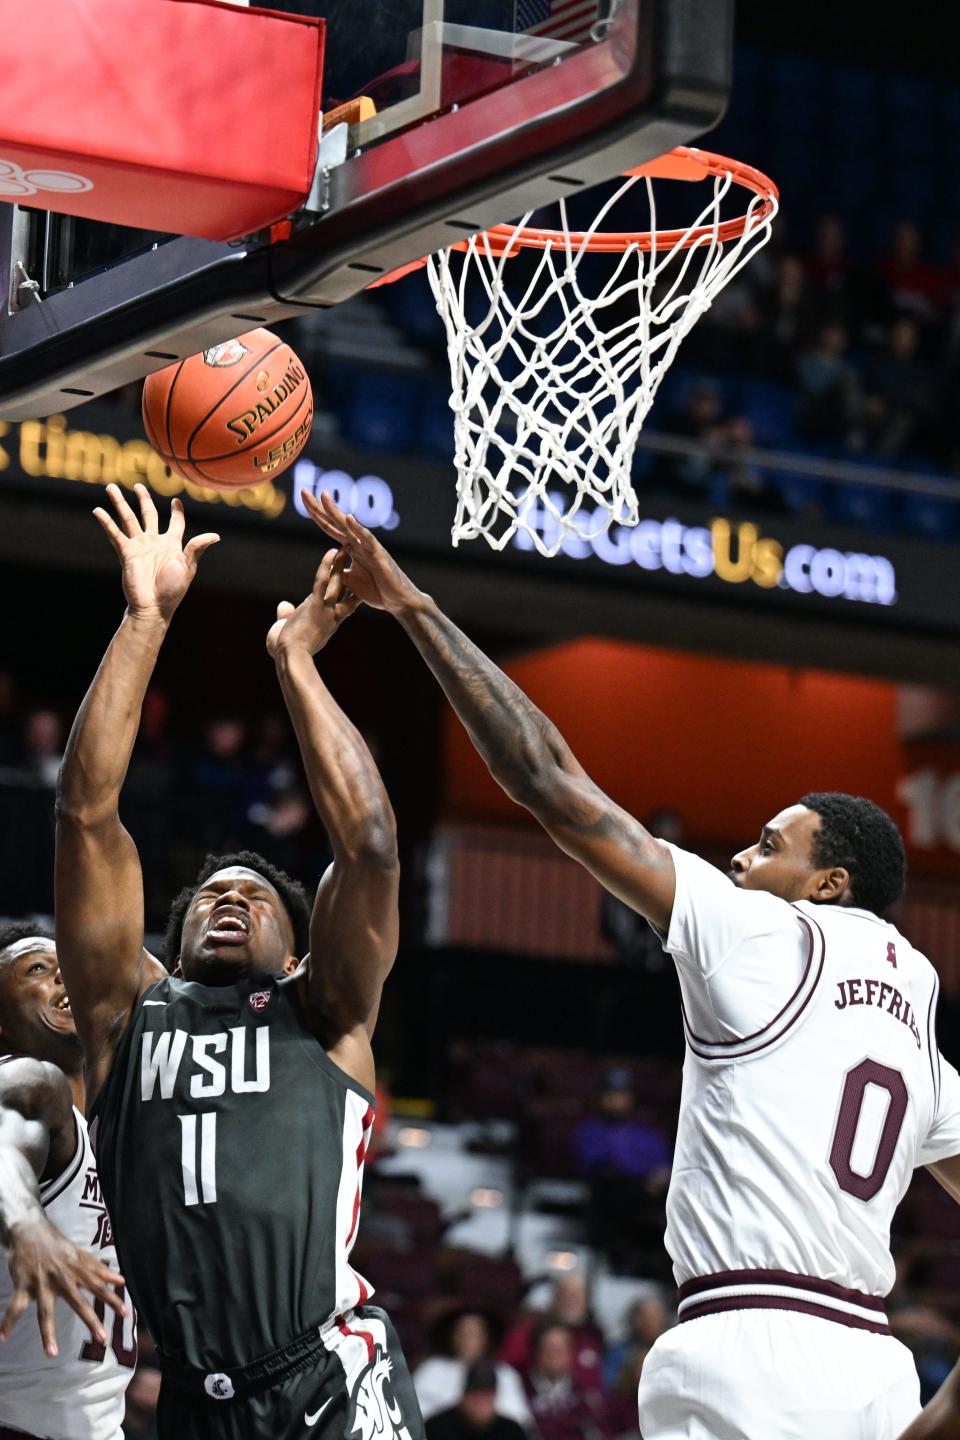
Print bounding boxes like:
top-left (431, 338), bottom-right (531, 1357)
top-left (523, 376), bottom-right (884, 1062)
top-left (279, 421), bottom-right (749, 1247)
top-left (677, 1268), bottom-right (890, 1336)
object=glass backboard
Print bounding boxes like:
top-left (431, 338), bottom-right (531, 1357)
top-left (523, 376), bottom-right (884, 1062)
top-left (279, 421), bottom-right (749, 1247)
top-left (0, 0), bottom-right (733, 419)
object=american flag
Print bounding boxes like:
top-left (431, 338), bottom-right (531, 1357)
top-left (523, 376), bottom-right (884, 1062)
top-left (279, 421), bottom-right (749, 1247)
top-left (516, 0), bottom-right (599, 45)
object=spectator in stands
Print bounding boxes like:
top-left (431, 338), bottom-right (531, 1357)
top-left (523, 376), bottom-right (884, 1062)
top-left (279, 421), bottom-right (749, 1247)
top-left (601, 811), bottom-right (684, 969)
top-left (602, 1294), bottom-right (671, 1391)
top-left (425, 1360), bottom-right (529, 1440)
top-left (653, 381), bottom-right (729, 497)
top-left (575, 1071), bottom-right (671, 1187)
top-left (122, 1362), bottom-right (161, 1438)
top-left (863, 316), bottom-right (940, 456)
top-left (876, 221), bottom-right (948, 326)
top-left (244, 780), bottom-right (314, 874)
top-left (604, 1344), bottom-right (650, 1440)
top-left (186, 712), bottom-right (252, 850)
top-left (501, 1274), bottom-right (605, 1390)
top-left (805, 215), bottom-right (851, 322)
top-left (22, 706), bottom-right (63, 789)
top-left (760, 254), bottom-right (818, 377)
top-left (575, 1070), bottom-right (672, 1272)
top-left (795, 322), bottom-right (863, 446)
top-left (715, 415), bottom-right (784, 512)
top-left (416, 1309), bottom-right (531, 1427)
top-left (522, 1324), bottom-right (613, 1440)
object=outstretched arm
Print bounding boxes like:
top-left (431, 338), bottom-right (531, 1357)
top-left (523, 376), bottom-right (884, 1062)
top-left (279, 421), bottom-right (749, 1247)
top-left (267, 550), bottom-right (399, 1087)
top-left (56, 485), bottom-right (219, 1081)
top-left (302, 494), bottom-right (675, 932)
top-left (0, 1060), bottom-right (125, 1356)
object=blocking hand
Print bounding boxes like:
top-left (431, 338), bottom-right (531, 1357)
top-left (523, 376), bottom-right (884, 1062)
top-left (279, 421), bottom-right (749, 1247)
top-left (93, 484), bottom-right (220, 623)
top-left (266, 548), bottom-right (360, 660)
top-left (300, 490), bottom-right (423, 616)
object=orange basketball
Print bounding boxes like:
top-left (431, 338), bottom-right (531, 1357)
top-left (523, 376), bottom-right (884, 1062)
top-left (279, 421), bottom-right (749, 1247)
top-left (142, 329), bottom-right (313, 490)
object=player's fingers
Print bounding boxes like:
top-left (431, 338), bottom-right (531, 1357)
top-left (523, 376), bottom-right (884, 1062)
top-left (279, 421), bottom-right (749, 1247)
top-left (35, 1286), bottom-right (60, 1357)
top-left (92, 507), bottom-right (127, 556)
top-left (134, 482), bottom-right (159, 534)
top-left (166, 496), bottom-right (186, 540)
top-left (105, 483), bottom-right (142, 538)
top-left (337, 592), bottom-right (362, 621)
top-left (276, 601), bottom-right (295, 621)
top-left (323, 572), bottom-right (343, 606)
top-left (81, 1262), bottom-right (127, 1316)
top-left (320, 490), bottom-right (355, 524)
top-left (302, 490), bottom-right (346, 539)
top-left (0, 1288), bottom-right (29, 1342)
top-left (183, 533), bottom-right (221, 565)
top-left (312, 549), bottom-right (338, 596)
top-left (344, 513), bottom-right (375, 548)
top-left (318, 491), bottom-right (354, 533)
top-left (60, 1284), bottom-right (105, 1346)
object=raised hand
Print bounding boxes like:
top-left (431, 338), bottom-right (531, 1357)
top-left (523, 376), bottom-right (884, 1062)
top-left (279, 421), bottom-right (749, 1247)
top-left (93, 484), bottom-right (220, 622)
top-left (300, 490), bottom-right (423, 615)
top-left (266, 548), bottom-right (360, 660)
top-left (1, 1215), bottom-right (126, 1358)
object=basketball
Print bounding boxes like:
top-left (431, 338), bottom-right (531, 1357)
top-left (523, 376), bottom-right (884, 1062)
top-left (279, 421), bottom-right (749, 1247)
top-left (141, 329), bottom-right (313, 490)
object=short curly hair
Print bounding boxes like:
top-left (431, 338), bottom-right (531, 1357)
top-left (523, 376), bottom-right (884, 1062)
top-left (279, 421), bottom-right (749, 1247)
top-left (0, 921), bottom-right (55, 968)
top-left (799, 792), bottom-right (906, 916)
top-left (162, 851), bottom-right (311, 965)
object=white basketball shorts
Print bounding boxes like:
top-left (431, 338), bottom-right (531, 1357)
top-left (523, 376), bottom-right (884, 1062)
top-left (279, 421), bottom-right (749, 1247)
top-left (636, 1309), bottom-right (921, 1440)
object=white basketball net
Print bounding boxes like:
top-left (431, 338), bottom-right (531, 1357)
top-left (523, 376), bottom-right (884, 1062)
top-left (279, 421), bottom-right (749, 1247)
top-left (427, 163), bottom-right (777, 556)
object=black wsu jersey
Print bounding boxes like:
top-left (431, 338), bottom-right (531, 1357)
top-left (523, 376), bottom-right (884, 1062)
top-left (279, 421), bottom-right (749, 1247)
top-left (90, 972), bottom-right (376, 1372)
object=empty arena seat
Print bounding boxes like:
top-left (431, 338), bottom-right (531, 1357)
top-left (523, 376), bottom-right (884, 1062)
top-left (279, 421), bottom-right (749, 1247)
top-left (775, 470), bottom-right (826, 515)
top-left (828, 481), bottom-right (897, 532)
top-left (419, 390), bottom-right (456, 460)
top-left (343, 373), bottom-right (421, 451)
top-left (900, 477), bottom-right (960, 541)
top-left (737, 378), bottom-right (798, 445)
top-left (451, 1254), bottom-right (525, 1314)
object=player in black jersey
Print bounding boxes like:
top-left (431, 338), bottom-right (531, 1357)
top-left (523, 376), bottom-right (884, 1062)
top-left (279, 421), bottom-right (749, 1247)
top-left (54, 484), bottom-right (425, 1440)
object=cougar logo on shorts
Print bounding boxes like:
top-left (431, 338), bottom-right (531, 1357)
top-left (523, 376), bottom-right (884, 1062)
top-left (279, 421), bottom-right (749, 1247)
top-left (350, 1346), bottom-right (412, 1440)
top-left (249, 990), bottom-right (272, 1013)
top-left (203, 339), bottom-right (249, 368)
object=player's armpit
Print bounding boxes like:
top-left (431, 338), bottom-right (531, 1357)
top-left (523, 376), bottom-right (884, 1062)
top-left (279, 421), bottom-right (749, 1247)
top-left (525, 770), bottom-right (676, 933)
top-left (926, 1153), bottom-right (960, 1205)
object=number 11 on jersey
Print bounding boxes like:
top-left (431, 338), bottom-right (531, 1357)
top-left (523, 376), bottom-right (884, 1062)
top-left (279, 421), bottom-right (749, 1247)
top-left (180, 1113), bottom-right (217, 1205)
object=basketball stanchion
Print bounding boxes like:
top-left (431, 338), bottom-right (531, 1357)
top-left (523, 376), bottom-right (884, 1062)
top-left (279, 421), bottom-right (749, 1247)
top-left (374, 147), bottom-right (778, 556)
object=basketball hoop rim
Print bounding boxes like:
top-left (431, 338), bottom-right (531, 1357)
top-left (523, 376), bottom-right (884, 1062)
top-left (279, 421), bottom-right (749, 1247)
top-left (370, 147), bottom-right (778, 287)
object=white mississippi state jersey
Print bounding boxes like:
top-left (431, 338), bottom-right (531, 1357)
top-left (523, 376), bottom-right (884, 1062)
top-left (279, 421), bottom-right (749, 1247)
top-left (0, 1106), bottom-right (135, 1440)
top-left (662, 844), bottom-right (960, 1301)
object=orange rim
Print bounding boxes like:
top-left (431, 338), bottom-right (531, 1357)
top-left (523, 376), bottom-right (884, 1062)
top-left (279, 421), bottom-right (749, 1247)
top-left (370, 147), bottom-right (778, 288)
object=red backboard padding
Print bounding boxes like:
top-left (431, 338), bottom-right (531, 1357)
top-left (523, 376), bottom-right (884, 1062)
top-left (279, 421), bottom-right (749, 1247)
top-left (0, 0), bottom-right (324, 241)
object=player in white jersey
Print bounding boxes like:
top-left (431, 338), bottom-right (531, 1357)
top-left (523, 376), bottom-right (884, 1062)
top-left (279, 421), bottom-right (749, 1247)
top-left (0, 924), bottom-right (134, 1440)
top-left (303, 498), bottom-right (960, 1440)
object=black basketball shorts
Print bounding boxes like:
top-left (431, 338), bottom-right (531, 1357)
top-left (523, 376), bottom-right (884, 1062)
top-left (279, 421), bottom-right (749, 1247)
top-left (156, 1305), bottom-right (426, 1440)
